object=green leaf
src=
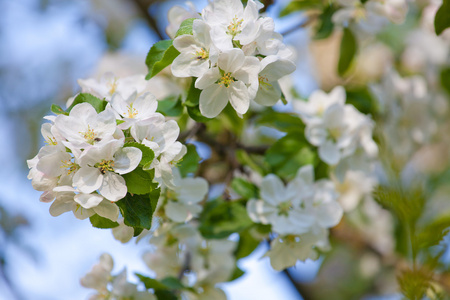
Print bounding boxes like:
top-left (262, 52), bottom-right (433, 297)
top-left (346, 87), bottom-right (379, 115)
top-left (160, 277), bottom-right (185, 290)
top-left (265, 132), bottom-right (317, 180)
top-left (338, 28), bottom-right (357, 76)
top-left (435, 0), bottom-right (450, 35)
top-left (314, 4), bottom-right (337, 40)
top-left (199, 200), bottom-right (253, 239)
top-left (279, 0), bottom-right (323, 17)
top-left (122, 167), bottom-right (157, 195)
top-left (155, 290), bottom-right (178, 300)
top-left (136, 274), bottom-right (169, 290)
top-left (229, 266), bottom-right (245, 282)
top-left (256, 110), bottom-right (305, 134)
top-left (178, 144), bottom-right (201, 177)
top-left (51, 104), bottom-right (68, 115)
top-left (235, 229), bottom-right (261, 259)
top-left (440, 67), bottom-right (450, 95)
top-left (123, 143), bottom-right (155, 169)
top-left (231, 178), bottom-right (258, 200)
top-left (185, 80), bottom-right (201, 107)
top-left (187, 105), bottom-right (212, 123)
top-left (157, 95), bottom-right (184, 117)
top-left (67, 93), bottom-right (108, 113)
top-left (175, 18), bottom-right (196, 37)
top-left (145, 40), bottom-right (180, 80)
top-left (116, 192), bottom-right (160, 233)
top-left (89, 214), bottom-right (119, 229)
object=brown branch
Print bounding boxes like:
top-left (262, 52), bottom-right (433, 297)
top-left (130, 0), bottom-right (165, 40)
top-left (280, 14), bottom-right (319, 36)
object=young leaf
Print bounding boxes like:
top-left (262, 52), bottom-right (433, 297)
top-left (199, 200), bottom-right (253, 239)
top-left (435, 0), bottom-right (450, 35)
top-left (123, 143), bottom-right (155, 169)
top-left (157, 95), bottom-right (184, 117)
top-left (265, 132), bottom-right (317, 180)
top-left (185, 80), bottom-right (201, 107)
top-left (440, 67), bottom-right (450, 95)
top-left (256, 110), bottom-right (305, 134)
top-left (338, 28), bottom-right (357, 76)
top-left (51, 104), bottom-right (68, 115)
top-left (231, 178), bottom-right (258, 200)
top-left (89, 214), bottom-right (119, 229)
top-left (136, 274), bottom-right (169, 290)
top-left (67, 93), bottom-right (108, 113)
top-left (122, 167), bottom-right (157, 195)
top-left (116, 191), bottom-right (160, 233)
top-left (177, 143), bottom-right (201, 177)
top-left (235, 229), bottom-right (261, 259)
top-left (175, 18), bottom-right (196, 37)
top-left (187, 105), bottom-right (212, 123)
top-left (314, 4), bottom-right (337, 40)
top-left (279, 0), bottom-right (323, 17)
top-left (145, 40), bottom-right (180, 80)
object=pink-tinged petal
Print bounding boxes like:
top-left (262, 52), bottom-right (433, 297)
top-left (195, 68), bottom-right (220, 90)
top-left (114, 146), bottom-right (142, 175)
top-left (99, 172), bottom-right (127, 202)
top-left (73, 167), bottom-right (103, 194)
top-left (74, 193), bottom-right (104, 209)
top-left (227, 81), bottom-right (250, 115)
top-left (199, 85), bottom-right (229, 118)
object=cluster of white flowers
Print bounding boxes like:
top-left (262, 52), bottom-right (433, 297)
top-left (27, 73), bottom-right (186, 221)
top-left (332, 0), bottom-right (409, 34)
top-left (246, 165), bottom-right (343, 270)
top-left (143, 223), bottom-right (235, 300)
top-left (169, 0), bottom-right (296, 117)
top-left (295, 86), bottom-right (378, 169)
top-left (81, 253), bottom-right (156, 300)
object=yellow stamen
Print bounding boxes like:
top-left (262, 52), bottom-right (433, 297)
top-left (217, 72), bottom-right (236, 88)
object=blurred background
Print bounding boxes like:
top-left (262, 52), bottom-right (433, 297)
top-left (0, 0), bottom-right (317, 299)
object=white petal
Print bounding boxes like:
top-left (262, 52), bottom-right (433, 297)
top-left (195, 68), bottom-right (220, 90)
top-left (228, 81), bottom-right (250, 115)
top-left (73, 167), bottom-right (103, 194)
top-left (218, 49), bottom-right (245, 73)
top-left (74, 193), bottom-right (104, 209)
top-left (199, 85), bottom-right (229, 118)
top-left (260, 174), bottom-right (285, 205)
top-left (93, 200), bottom-right (120, 221)
top-left (114, 147), bottom-right (142, 175)
top-left (319, 141), bottom-right (341, 165)
top-left (99, 172), bottom-right (127, 202)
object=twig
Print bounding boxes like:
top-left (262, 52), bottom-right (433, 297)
top-left (130, 0), bottom-right (165, 40)
top-left (280, 15), bottom-right (319, 36)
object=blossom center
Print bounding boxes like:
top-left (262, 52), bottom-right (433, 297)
top-left (195, 48), bottom-right (209, 60)
top-left (278, 201), bottom-right (292, 216)
top-left (258, 75), bottom-right (272, 90)
top-left (227, 16), bottom-right (243, 37)
top-left (61, 160), bottom-right (80, 175)
top-left (45, 136), bottom-right (58, 145)
top-left (217, 72), bottom-right (236, 88)
top-left (126, 103), bottom-right (138, 118)
top-left (96, 160), bottom-right (115, 174)
top-left (108, 78), bottom-right (118, 96)
top-left (80, 126), bottom-right (97, 145)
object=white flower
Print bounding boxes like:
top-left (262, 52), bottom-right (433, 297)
top-left (165, 173), bottom-right (208, 223)
top-left (264, 229), bottom-right (330, 271)
top-left (246, 172), bottom-right (315, 235)
top-left (76, 72), bottom-right (149, 102)
top-left (73, 139), bottom-right (142, 202)
top-left (112, 218), bottom-right (134, 243)
top-left (132, 118), bottom-right (186, 188)
top-left (80, 253), bottom-right (114, 292)
top-left (54, 103), bottom-right (118, 151)
top-left (251, 55), bottom-right (296, 106)
top-left (50, 189), bottom-right (119, 221)
top-left (166, 2), bottom-right (200, 38)
top-left (172, 19), bottom-right (218, 78)
top-left (202, 0), bottom-right (263, 50)
top-left (110, 91), bottom-right (158, 129)
top-left (195, 48), bottom-right (260, 117)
